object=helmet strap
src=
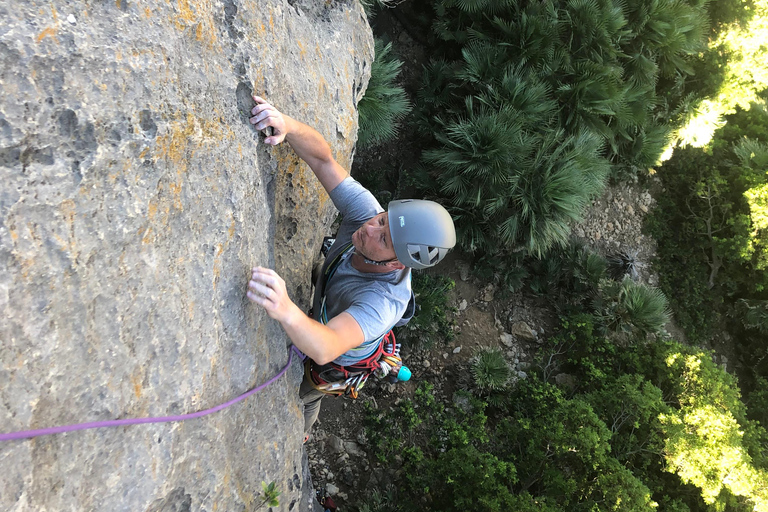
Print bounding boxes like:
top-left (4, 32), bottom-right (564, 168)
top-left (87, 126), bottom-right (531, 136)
top-left (355, 249), bottom-right (396, 267)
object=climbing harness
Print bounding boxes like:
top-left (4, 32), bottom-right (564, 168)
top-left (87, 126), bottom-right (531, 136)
top-left (306, 241), bottom-right (408, 398)
top-left (0, 346), bottom-right (304, 442)
top-left (306, 331), bottom-right (404, 398)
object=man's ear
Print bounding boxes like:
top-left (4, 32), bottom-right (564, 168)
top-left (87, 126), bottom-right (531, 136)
top-left (386, 260), bottom-right (406, 271)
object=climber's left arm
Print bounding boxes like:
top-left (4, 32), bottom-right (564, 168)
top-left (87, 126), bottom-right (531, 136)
top-left (247, 267), bottom-right (363, 365)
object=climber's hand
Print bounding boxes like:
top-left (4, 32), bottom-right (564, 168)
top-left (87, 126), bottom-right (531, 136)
top-left (247, 267), bottom-right (299, 324)
top-left (250, 96), bottom-right (287, 145)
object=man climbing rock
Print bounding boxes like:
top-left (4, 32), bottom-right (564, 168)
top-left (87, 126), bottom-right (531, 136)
top-left (245, 96), bottom-right (455, 441)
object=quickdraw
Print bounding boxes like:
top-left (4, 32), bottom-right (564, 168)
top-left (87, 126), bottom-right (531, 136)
top-left (306, 330), bottom-right (402, 398)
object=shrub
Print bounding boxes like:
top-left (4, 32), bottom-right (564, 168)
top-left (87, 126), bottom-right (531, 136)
top-left (471, 347), bottom-right (511, 392)
top-left (357, 39), bottom-right (411, 148)
top-left (594, 277), bottom-right (671, 335)
top-left (397, 272), bottom-right (455, 348)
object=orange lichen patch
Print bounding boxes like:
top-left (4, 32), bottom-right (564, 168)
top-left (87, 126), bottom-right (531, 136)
top-left (50, 3), bottom-right (58, 22)
top-left (235, 480), bottom-right (255, 508)
top-left (212, 242), bottom-right (224, 285)
top-left (10, 228), bottom-right (18, 241)
top-left (130, 370), bottom-right (143, 398)
top-left (35, 27), bottom-right (58, 43)
top-left (143, 6), bottom-right (152, 18)
top-left (142, 226), bottom-right (154, 244)
top-left (156, 111), bottom-right (234, 176)
top-left (339, 109), bottom-right (357, 142)
top-left (297, 40), bottom-right (307, 59)
top-left (252, 68), bottom-right (265, 95)
top-left (147, 201), bottom-right (158, 220)
top-left (59, 198), bottom-right (76, 226)
top-left (168, 0), bottom-right (219, 50)
top-left (168, 181), bottom-right (184, 211)
top-left (317, 76), bottom-right (329, 97)
top-left (228, 216), bottom-right (236, 240)
top-left (51, 232), bottom-right (68, 250)
top-left (173, 0), bottom-right (197, 25)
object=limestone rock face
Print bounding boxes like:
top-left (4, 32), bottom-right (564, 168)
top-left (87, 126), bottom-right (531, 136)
top-left (0, 1), bottom-right (372, 511)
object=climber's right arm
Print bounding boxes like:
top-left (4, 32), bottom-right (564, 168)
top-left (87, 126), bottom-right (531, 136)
top-left (250, 96), bottom-right (348, 195)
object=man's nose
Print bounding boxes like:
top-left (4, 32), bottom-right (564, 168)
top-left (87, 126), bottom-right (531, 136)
top-left (365, 223), bottom-right (378, 236)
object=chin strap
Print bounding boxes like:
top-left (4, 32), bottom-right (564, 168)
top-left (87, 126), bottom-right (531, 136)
top-left (355, 248), bottom-right (394, 266)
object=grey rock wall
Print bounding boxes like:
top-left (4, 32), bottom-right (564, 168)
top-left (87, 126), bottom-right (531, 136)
top-left (0, 0), bottom-right (372, 510)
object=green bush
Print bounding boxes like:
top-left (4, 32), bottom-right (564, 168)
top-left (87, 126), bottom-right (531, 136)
top-left (406, 0), bottom-right (712, 258)
top-left (357, 39), bottom-right (412, 148)
top-left (646, 101), bottom-right (768, 384)
top-left (593, 277), bottom-right (671, 336)
top-left (397, 272), bottom-right (455, 348)
top-left (357, 321), bottom-right (768, 512)
top-left (471, 347), bottom-right (511, 392)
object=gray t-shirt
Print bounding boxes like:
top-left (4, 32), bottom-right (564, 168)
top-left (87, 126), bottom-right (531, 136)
top-left (311, 177), bottom-right (412, 366)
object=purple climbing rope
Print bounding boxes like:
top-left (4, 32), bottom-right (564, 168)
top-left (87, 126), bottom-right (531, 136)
top-left (0, 345), bottom-right (305, 442)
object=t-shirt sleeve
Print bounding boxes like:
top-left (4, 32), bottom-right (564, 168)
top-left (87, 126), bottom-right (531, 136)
top-left (343, 287), bottom-right (403, 342)
top-left (328, 176), bottom-right (383, 225)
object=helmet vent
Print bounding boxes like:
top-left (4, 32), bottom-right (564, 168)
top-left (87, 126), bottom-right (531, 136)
top-left (407, 244), bottom-right (441, 266)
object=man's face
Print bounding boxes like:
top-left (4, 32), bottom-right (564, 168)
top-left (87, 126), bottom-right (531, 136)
top-left (352, 212), bottom-right (398, 263)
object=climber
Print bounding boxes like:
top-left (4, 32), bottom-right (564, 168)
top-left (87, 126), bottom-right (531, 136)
top-left (245, 96), bottom-right (455, 441)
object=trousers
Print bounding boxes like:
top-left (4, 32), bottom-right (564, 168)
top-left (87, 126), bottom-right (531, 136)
top-left (299, 371), bottom-right (326, 435)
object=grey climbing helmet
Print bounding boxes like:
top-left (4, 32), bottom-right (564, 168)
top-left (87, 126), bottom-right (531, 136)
top-left (388, 199), bottom-right (456, 270)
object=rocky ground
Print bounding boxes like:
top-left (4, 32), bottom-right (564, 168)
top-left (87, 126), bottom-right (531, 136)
top-left (572, 181), bottom-right (660, 286)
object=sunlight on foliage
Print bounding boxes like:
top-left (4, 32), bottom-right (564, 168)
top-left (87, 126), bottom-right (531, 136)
top-left (676, 99), bottom-right (728, 148)
top-left (660, 352), bottom-right (768, 510)
top-left (674, 0), bottom-right (768, 147)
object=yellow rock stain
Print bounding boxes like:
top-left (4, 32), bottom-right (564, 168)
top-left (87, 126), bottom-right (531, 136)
top-left (130, 370), bottom-right (143, 398)
top-left (228, 216), bottom-right (236, 240)
top-left (168, 181), bottom-right (184, 211)
top-left (156, 112), bottom-right (234, 175)
top-left (35, 27), bottom-right (58, 44)
top-left (168, 0), bottom-right (219, 50)
top-left (212, 242), bottom-right (224, 285)
top-left (141, 226), bottom-right (154, 245)
top-left (35, 5), bottom-right (60, 43)
top-left (235, 480), bottom-right (255, 508)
